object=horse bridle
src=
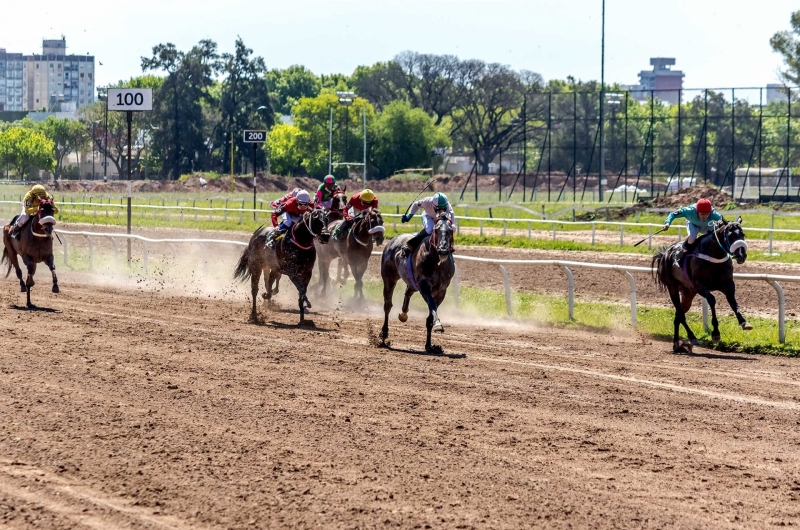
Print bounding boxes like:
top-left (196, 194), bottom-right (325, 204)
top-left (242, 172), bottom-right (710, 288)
top-left (349, 210), bottom-right (382, 247)
top-left (713, 222), bottom-right (747, 258)
top-left (31, 202), bottom-right (54, 239)
top-left (429, 214), bottom-right (454, 253)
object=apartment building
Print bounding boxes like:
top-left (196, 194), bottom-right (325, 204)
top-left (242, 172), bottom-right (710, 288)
top-left (0, 38), bottom-right (95, 112)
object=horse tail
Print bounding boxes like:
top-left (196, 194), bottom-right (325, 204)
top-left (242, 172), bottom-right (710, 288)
top-left (233, 245), bottom-right (252, 283)
top-left (1, 245), bottom-right (10, 279)
top-left (651, 247), bottom-right (672, 292)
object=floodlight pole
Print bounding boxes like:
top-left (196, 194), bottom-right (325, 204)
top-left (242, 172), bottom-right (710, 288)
top-left (328, 107), bottom-right (333, 175)
top-left (363, 107), bottom-right (367, 185)
top-left (598, 0), bottom-right (606, 202)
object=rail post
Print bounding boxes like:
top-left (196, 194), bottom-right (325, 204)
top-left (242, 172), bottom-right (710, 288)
top-left (767, 280), bottom-right (786, 343)
top-left (591, 222), bottom-right (596, 245)
top-left (702, 298), bottom-right (710, 332)
top-left (561, 265), bottom-right (575, 320)
top-left (86, 235), bottom-right (94, 272)
top-left (111, 237), bottom-right (119, 267)
top-left (143, 241), bottom-right (149, 275)
top-left (618, 270), bottom-right (637, 326)
top-left (452, 264), bottom-right (460, 308)
top-left (648, 225), bottom-right (653, 250)
top-left (497, 264), bottom-right (512, 316)
top-left (552, 222), bottom-right (557, 241)
top-left (619, 224), bottom-right (624, 247)
top-left (62, 234), bottom-right (68, 265)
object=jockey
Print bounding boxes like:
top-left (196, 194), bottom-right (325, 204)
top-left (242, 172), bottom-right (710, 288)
top-left (333, 189), bottom-right (379, 240)
top-left (11, 184), bottom-right (58, 239)
top-left (400, 192), bottom-right (454, 257)
top-left (267, 189), bottom-right (312, 248)
top-left (270, 187), bottom-right (302, 210)
top-left (663, 198), bottom-right (724, 255)
top-left (314, 175), bottom-right (342, 210)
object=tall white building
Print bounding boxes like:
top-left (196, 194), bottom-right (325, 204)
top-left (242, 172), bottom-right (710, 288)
top-left (0, 38), bottom-right (94, 112)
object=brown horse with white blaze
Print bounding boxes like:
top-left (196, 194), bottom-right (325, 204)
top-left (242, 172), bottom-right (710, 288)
top-left (2, 200), bottom-right (59, 308)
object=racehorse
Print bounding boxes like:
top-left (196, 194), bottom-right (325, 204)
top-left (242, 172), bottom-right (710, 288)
top-left (380, 211), bottom-right (455, 353)
top-left (1, 200), bottom-right (59, 308)
top-left (652, 216), bottom-right (751, 353)
top-left (325, 188), bottom-right (348, 223)
top-left (234, 208), bottom-right (330, 324)
top-left (317, 208), bottom-right (385, 299)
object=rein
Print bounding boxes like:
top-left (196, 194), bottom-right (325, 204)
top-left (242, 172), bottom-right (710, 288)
top-left (349, 213), bottom-right (371, 247)
top-left (30, 207), bottom-right (53, 239)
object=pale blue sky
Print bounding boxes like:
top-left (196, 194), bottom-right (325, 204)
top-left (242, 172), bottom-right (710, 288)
top-left (2, 0), bottom-right (797, 93)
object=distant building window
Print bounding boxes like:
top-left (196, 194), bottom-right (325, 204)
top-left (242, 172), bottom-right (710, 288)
top-left (36, 64), bottom-right (39, 69)
top-left (80, 73), bottom-right (84, 78)
top-left (35, 98), bottom-right (38, 103)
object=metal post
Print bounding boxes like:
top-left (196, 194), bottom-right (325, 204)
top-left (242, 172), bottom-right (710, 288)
top-left (650, 91), bottom-right (654, 197)
top-left (768, 280), bottom-right (786, 344)
top-left (253, 143), bottom-right (257, 221)
top-left (598, 0), bottom-right (606, 202)
top-left (731, 88), bottom-right (736, 197)
top-left (787, 89), bottom-right (792, 199)
top-left (702, 298), bottom-right (710, 332)
top-left (546, 92), bottom-right (550, 202)
top-left (498, 148), bottom-right (502, 201)
top-left (704, 90), bottom-right (709, 183)
top-left (677, 88), bottom-right (682, 185)
top-left (126, 110), bottom-right (132, 265)
top-left (759, 88), bottom-right (763, 199)
top-left (497, 264), bottom-right (512, 316)
top-left (573, 90), bottom-right (578, 202)
top-left (104, 98), bottom-right (108, 180)
top-left (561, 265), bottom-right (575, 320)
top-left (624, 92), bottom-right (629, 201)
top-left (230, 130), bottom-right (235, 193)
top-left (92, 122), bottom-right (96, 179)
top-left (523, 94), bottom-right (528, 202)
top-left (328, 107), bottom-right (333, 175)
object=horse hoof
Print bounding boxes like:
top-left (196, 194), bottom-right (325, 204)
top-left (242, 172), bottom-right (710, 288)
top-left (425, 344), bottom-right (444, 355)
top-left (673, 341), bottom-right (692, 354)
top-left (433, 321), bottom-right (444, 333)
top-left (20, 285), bottom-right (27, 293)
top-left (261, 292), bottom-right (268, 300)
top-left (691, 338), bottom-right (700, 346)
top-left (398, 312), bottom-right (408, 323)
top-left (742, 322), bottom-right (753, 331)
top-left (52, 285), bottom-right (59, 294)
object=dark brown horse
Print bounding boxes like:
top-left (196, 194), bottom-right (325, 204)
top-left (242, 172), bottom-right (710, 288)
top-left (380, 212), bottom-right (455, 353)
top-left (234, 208), bottom-right (330, 324)
top-left (652, 217), bottom-right (750, 353)
top-left (325, 188), bottom-right (348, 223)
top-left (2, 200), bottom-right (59, 308)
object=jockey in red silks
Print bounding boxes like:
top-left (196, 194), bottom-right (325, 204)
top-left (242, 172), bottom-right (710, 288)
top-left (333, 189), bottom-right (378, 240)
top-left (267, 189), bottom-right (312, 249)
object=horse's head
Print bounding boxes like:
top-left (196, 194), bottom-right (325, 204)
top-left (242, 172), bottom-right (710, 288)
top-left (431, 211), bottom-right (455, 260)
top-left (716, 216), bottom-right (747, 264)
top-left (309, 208), bottom-right (331, 244)
top-left (331, 191), bottom-right (348, 212)
top-left (359, 208), bottom-right (385, 246)
top-left (37, 199), bottom-right (57, 236)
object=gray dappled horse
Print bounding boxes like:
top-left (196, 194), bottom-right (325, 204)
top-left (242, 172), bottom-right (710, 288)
top-left (2, 200), bottom-right (59, 308)
top-left (652, 217), bottom-right (751, 353)
top-left (380, 212), bottom-right (455, 353)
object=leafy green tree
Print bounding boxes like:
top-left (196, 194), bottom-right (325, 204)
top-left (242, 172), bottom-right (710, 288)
top-left (37, 117), bottom-right (90, 177)
top-left (350, 62), bottom-right (406, 111)
top-left (142, 40), bottom-right (220, 179)
top-left (267, 123), bottom-right (301, 176)
top-left (369, 100), bottom-right (450, 177)
top-left (216, 37), bottom-right (274, 174)
top-left (266, 65), bottom-right (321, 115)
top-left (0, 127), bottom-right (55, 178)
top-left (78, 101), bottom-right (146, 178)
top-left (292, 93), bottom-right (375, 178)
top-left (771, 11), bottom-right (800, 85)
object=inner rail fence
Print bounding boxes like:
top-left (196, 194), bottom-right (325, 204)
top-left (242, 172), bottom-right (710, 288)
top-left (5, 200), bottom-right (799, 254)
top-left (53, 229), bottom-right (798, 344)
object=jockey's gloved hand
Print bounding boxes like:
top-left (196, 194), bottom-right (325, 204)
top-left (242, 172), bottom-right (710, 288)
top-left (663, 223), bottom-right (670, 231)
top-left (401, 214), bottom-right (412, 223)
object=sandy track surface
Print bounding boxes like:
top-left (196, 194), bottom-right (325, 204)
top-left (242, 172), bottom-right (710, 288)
top-left (2, 278), bottom-right (800, 528)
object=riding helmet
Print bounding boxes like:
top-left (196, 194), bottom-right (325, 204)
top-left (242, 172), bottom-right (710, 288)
top-left (324, 175), bottom-right (335, 185)
top-left (31, 184), bottom-right (47, 194)
top-left (696, 198), bottom-right (712, 215)
top-left (296, 190), bottom-right (311, 204)
top-left (360, 189), bottom-right (375, 203)
top-left (433, 192), bottom-right (449, 210)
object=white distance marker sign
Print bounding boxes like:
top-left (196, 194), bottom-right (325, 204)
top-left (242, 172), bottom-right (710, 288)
top-left (108, 88), bottom-right (153, 111)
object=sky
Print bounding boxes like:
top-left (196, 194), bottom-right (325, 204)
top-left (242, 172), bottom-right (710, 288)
top-left (1, 0), bottom-right (797, 95)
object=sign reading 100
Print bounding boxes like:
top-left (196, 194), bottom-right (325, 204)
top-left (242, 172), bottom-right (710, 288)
top-left (107, 88), bottom-right (153, 111)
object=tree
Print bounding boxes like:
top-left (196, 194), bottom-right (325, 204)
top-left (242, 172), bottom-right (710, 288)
top-left (0, 127), bottom-right (55, 178)
top-left (37, 117), bottom-right (90, 178)
top-left (266, 65), bottom-right (321, 115)
top-left (369, 100), bottom-right (450, 178)
top-left (142, 40), bottom-right (220, 179)
top-left (771, 11), bottom-right (800, 85)
top-left (79, 101), bottom-right (146, 179)
top-left (216, 37), bottom-right (274, 174)
top-left (451, 63), bottom-right (543, 173)
top-left (350, 62), bottom-right (406, 111)
top-left (267, 123), bottom-right (301, 176)
top-left (292, 93), bottom-right (375, 178)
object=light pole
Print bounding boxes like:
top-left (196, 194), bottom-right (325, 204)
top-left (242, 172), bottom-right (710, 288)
top-left (598, 0), bottom-right (606, 202)
top-left (336, 91), bottom-right (354, 180)
top-left (257, 106), bottom-right (270, 174)
top-left (97, 87), bottom-right (109, 181)
top-left (91, 120), bottom-right (101, 180)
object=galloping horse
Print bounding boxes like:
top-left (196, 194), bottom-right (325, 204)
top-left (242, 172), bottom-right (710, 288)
top-left (380, 212), bottom-right (455, 353)
top-left (234, 208), bottom-right (330, 324)
top-left (318, 208), bottom-right (385, 299)
top-left (325, 188), bottom-right (348, 223)
top-left (1, 200), bottom-right (59, 308)
top-left (652, 217), bottom-right (751, 352)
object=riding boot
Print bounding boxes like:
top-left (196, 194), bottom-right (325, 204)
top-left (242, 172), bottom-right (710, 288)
top-left (400, 229), bottom-right (429, 257)
top-left (10, 223), bottom-right (21, 239)
top-left (266, 228), bottom-right (286, 249)
top-left (335, 219), bottom-right (352, 241)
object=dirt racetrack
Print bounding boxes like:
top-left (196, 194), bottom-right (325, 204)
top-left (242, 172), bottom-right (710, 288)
top-left (2, 274), bottom-right (800, 528)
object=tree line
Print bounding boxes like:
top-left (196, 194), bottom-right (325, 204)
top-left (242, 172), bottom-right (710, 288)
top-left (2, 10), bottom-right (800, 183)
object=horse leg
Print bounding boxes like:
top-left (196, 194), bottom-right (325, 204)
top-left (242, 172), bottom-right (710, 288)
top-left (695, 283), bottom-right (720, 341)
top-left (381, 277), bottom-right (397, 341)
top-left (23, 258), bottom-right (37, 309)
top-left (46, 254), bottom-right (59, 294)
top-left (288, 275), bottom-right (307, 324)
top-left (399, 286), bottom-right (414, 323)
top-left (8, 248), bottom-right (25, 292)
top-left (723, 281), bottom-right (751, 331)
top-left (250, 267), bottom-right (262, 321)
top-left (266, 270), bottom-right (281, 300)
top-left (667, 285), bottom-right (689, 353)
top-left (419, 280), bottom-right (443, 353)
top-left (679, 287), bottom-right (699, 345)
top-left (352, 257), bottom-right (367, 301)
